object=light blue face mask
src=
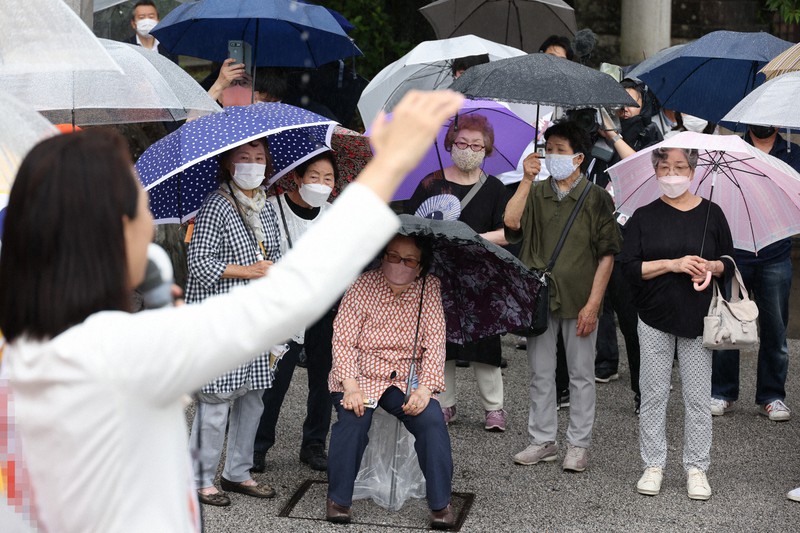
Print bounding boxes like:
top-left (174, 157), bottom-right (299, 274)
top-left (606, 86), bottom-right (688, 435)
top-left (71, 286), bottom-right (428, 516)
top-left (545, 153), bottom-right (581, 181)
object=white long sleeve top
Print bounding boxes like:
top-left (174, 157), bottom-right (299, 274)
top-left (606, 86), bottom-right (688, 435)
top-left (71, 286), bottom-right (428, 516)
top-left (5, 183), bottom-right (399, 532)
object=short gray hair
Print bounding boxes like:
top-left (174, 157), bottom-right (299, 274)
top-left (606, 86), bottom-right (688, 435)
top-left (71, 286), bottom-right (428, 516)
top-left (650, 147), bottom-right (699, 170)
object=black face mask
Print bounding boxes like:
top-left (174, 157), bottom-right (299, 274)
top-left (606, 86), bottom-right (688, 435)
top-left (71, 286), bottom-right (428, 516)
top-left (749, 125), bottom-right (776, 139)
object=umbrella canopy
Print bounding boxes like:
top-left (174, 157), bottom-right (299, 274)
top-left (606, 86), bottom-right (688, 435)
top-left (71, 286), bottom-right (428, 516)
top-left (378, 100), bottom-right (536, 201)
top-left (722, 71), bottom-right (800, 129)
top-left (1, 0), bottom-right (121, 75)
top-left (450, 53), bottom-right (638, 108)
top-left (270, 126), bottom-right (371, 200)
top-left (0, 39), bottom-right (220, 126)
top-left (357, 35), bottom-right (525, 126)
top-left (397, 214), bottom-right (543, 344)
top-left (419, 0), bottom-right (576, 54)
top-left (135, 102), bottom-right (336, 223)
top-left (759, 41), bottom-right (800, 80)
top-left (607, 131), bottom-right (800, 252)
top-left (151, 0), bottom-right (361, 68)
top-left (627, 31), bottom-right (793, 124)
top-left (0, 93), bottom-right (59, 239)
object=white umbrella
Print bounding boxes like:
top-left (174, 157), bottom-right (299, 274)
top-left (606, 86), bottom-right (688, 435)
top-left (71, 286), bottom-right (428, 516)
top-left (357, 34), bottom-right (525, 125)
top-left (1, 0), bottom-right (122, 75)
top-left (0, 39), bottom-right (220, 126)
top-left (721, 71), bottom-right (800, 129)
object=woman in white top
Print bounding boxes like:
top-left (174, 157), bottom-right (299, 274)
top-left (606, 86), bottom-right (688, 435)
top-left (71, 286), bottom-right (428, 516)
top-left (253, 151), bottom-right (337, 473)
top-left (0, 90), bottom-right (464, 532)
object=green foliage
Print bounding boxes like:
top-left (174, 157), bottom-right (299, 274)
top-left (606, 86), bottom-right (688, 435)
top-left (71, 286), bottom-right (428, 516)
top-left (324, 0), bottom-right (435, 80)
top-left (765, 0), bottom-right (800, 24)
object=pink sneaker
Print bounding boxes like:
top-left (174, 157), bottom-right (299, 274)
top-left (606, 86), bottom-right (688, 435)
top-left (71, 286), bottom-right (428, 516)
top-left (441, 405), bottom-right (457, 425)
top-left (484, 409), bottom-right (507, 432)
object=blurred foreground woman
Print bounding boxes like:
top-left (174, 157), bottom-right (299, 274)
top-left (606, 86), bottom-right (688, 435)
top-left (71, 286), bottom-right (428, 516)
top-left (0, 90), bottom-right (464, 532)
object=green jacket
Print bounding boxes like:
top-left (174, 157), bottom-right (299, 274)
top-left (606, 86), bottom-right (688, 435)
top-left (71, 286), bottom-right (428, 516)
top-left (505, 177), bottom-right (622, 319)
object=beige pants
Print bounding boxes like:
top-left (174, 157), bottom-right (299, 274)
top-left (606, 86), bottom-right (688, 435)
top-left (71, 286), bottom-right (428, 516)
top-left (438, 360), bottom-right (503, 411)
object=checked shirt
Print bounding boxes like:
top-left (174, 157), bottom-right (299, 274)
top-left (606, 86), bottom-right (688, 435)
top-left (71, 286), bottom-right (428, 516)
top-left (186, 189), bottom-right (282, 393)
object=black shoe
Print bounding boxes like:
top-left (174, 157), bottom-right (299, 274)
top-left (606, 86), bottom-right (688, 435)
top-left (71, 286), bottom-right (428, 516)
top-left (634, 394), bottom-right (641, 416)
top-left (556, 389), bottom-right (570, 410)
top-left (300, 444), bottom-right (328, 471)
top-left (250, 452), bottom-right (266, 473)
top-left (500, 357), bottom-right (509, 369)
top-left (326, 498), bottom-right (351, 523)
top-left (515, 340), bottom-right (527, 350)
top-left (455, 359), bottom-right (471, 367)
top-left (429, 504), bottom-right (455, 529)
top-left (296, 349), bottom-right (308, 368)
top-left (595, 370), bottom-right (619, 383)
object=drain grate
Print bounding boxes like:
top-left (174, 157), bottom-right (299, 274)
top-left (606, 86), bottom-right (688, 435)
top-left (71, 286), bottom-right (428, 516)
top-left (278, 479), bottom-right (474, 531)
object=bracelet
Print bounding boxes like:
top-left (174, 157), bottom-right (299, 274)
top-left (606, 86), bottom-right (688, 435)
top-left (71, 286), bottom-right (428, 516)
top-left (611, 133), bottom-right (622, 143)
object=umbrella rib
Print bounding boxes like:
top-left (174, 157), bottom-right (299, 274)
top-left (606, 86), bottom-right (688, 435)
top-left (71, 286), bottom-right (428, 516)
top-left (450, 0), bottom-right (491, 37)
top-left (654, 58), bottom-right (713, 109)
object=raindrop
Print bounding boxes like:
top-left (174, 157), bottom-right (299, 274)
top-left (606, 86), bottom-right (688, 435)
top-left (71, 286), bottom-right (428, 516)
top-left (301, 31), bottom-right (310, 42)
top-left (301, 73), bottom-right (311, 84)
top-left (301, 96), bottom-right (310, 106)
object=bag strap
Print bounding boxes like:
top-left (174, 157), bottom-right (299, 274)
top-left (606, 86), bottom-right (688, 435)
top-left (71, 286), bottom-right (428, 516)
top-left (718, 254), bottom-right (750, 303)
top-left (459, 172), bottom-right (488, 211)
top-left (275, 195), bottom-right (294, 249)
top-left (545, 179), bottom-right (592, 272)
top-left (216, 186), bottom-right (268, 259)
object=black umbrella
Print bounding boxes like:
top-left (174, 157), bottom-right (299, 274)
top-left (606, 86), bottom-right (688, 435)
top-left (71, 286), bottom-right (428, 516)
top-left (397, 214), bottom-right (543, 345)
top-left (419, 0), bottom-right (577, 54)
top-left (450, 53), bottom-right (638, 108)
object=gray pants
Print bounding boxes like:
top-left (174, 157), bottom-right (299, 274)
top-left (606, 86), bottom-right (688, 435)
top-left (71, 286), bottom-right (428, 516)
top-left (526, 316), bottom-right (597, 448)
top-left (638, 319), bottom-right (712, 472)
top-left (192, 388), bottom-right (264, 488)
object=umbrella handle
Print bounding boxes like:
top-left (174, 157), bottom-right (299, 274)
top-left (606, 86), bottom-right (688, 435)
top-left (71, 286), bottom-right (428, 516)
top-left (693, 271), bottom-right (712, 291)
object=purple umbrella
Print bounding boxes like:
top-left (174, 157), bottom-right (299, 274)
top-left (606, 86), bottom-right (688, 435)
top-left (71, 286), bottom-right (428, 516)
top-left (375, 100), bottom-right (535, 201)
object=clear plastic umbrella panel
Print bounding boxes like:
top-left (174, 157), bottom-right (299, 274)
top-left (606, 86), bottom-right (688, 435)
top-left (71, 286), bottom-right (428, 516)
top-left (0, 39), bottom-right (220, 126)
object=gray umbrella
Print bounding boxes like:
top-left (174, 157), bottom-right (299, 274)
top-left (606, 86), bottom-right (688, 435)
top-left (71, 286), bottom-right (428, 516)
top-left (450, 53), bottom-right (639, 108)
top-left (419, 0), bottom-right (577, 54)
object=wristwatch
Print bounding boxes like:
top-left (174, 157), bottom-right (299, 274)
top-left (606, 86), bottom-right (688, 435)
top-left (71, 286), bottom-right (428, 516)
top-left (611, 133), bottom-right (623, 143)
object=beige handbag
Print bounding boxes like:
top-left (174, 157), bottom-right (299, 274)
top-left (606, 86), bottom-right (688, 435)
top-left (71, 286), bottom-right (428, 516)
top-left (702, 256), bottom-right (759, 350)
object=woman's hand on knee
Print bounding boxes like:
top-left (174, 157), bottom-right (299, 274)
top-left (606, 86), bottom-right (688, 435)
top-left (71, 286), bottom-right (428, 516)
top-left (341, 388), bottom-right (366, 417)
top-left (403, 386), bottom-right (431, 417)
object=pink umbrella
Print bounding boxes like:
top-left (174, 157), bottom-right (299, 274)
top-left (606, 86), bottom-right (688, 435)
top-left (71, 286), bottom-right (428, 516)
top-left (607, 131), bottom-right (800, 254)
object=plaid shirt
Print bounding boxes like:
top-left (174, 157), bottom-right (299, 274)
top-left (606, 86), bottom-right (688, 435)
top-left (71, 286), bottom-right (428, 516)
top-left (186, 189), bottom-right (282, 393)
top-left (329, 270), bottom-right (446, 401)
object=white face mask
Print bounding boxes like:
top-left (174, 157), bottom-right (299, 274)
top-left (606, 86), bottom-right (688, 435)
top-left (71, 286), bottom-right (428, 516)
top-left (545, 153), bottom-right (580, 181)
top-left (298, 182), bottom-right (332, 207)
top-left (135, 18), bottom-right (158, 37)
top-left (450, 146), bottom-right (485, 172)
top-left (657, 175), bottom-right (691, 199)
top-left (232, 163), bottom-right (266, 190)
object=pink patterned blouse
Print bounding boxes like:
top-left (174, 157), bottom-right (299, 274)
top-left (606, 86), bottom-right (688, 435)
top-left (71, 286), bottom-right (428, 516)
top-left (329, 269), bottom-right (446, 402)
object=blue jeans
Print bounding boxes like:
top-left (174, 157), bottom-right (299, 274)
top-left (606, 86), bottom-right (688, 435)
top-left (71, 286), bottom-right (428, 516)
top-left (712, 257), bottom-right (792, 405)
top-left (327, 387), bottom-right (453, 510)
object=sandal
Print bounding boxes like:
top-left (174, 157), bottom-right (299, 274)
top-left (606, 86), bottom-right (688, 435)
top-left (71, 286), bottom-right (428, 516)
top-left (197, 490), bottom-right (231, 507)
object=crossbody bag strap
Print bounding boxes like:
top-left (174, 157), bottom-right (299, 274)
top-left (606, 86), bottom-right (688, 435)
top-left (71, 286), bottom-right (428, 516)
top-left (459, 172), bottom-right (487, 211)
top-left (275, 195), bottom-right (294, 249)
top-left (545, 179), bottom-right (593, 272)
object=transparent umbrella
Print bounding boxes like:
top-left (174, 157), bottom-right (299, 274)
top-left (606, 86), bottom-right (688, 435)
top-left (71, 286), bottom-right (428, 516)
top-left (0, 39), bottom-right (220, 126)
top-left (0, 92), bottom-right (59, 239)
top-left (1, 0), bottom-right (121, 75)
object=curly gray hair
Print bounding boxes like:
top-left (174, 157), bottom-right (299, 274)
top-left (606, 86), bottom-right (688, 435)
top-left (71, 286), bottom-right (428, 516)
top-left (650, 147), bottom-right (699, 170)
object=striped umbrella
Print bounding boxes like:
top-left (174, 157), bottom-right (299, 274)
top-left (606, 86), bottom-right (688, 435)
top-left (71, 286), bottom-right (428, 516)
top-left (760, 42), bottom-right (800, 80)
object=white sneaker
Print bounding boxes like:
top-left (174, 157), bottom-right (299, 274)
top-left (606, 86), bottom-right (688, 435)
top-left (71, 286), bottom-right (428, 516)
top-left (710, 397), bottom-right (733, 416)
top-left (686, 468), bottom-right (711, 500)
top-left (760, 399), bottom-right (791, 421)
top-left (636, 467), bottom-right (663, 496)
top-left (787, 486), bottom-right (800, 502)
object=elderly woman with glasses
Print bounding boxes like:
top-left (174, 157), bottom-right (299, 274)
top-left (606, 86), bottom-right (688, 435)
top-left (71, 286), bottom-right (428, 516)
top-left (326, 234), bottom-right (454, 529)
top-left (620, 147), bottom-right (734, 501)
top-left (405, 113), bottom-right (512, 432)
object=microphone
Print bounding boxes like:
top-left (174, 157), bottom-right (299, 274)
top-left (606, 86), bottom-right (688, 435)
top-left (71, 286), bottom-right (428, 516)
top-left (138, 243), bottom-right (174, 309)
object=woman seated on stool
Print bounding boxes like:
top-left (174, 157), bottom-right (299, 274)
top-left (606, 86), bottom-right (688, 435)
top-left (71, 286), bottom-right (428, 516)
top-left (326, 234), bottom-right (455, 529)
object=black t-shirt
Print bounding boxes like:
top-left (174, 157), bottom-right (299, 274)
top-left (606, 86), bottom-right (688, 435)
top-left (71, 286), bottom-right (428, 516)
top-left (283, 193), bottom-right (320, 220)
top-left (404, 171), bottom-right (511, 233)
top-left (620, 198), bottom-right (734, 338)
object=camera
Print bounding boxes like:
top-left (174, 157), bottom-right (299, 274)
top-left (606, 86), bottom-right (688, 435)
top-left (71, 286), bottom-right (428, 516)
top-left (568, 107), bottom-right (602, 134)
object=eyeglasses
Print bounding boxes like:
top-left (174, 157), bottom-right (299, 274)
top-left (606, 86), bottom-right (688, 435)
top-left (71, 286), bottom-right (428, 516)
top-left (453, 141), bottom-right (485, 152)
top-left (384, 251), bottom-right (420, 268)
top-left (656, 164), bottom-right (691, 175)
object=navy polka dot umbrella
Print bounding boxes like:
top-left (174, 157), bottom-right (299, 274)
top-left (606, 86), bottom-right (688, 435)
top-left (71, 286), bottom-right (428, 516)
top-left (135, 102), bottom-right (336, 224)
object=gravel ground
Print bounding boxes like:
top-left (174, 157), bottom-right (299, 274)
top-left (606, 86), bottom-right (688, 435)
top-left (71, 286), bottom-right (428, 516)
top-left (198, 334), bottom-right (800, 533)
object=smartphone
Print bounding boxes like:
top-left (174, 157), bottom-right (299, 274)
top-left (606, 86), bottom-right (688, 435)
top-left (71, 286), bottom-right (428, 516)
top-left (228, 40), bottom-right (245, 66)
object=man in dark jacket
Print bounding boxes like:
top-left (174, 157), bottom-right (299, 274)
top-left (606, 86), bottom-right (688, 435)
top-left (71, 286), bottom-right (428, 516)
top-left (124, 0), bottom-right (178, 64)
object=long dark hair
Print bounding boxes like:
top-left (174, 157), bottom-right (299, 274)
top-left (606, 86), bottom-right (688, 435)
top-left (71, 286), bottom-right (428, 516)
top-left (0, 130), bottom-right (139, 342)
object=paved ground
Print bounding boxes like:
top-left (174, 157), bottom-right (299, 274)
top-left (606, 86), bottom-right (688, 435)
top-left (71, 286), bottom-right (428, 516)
top-left (198, 334), bottom-right (800, 533)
